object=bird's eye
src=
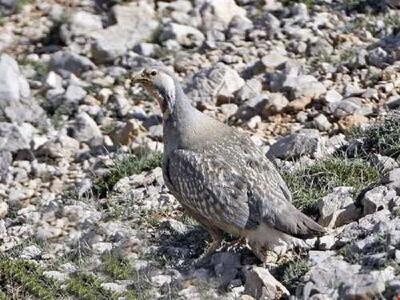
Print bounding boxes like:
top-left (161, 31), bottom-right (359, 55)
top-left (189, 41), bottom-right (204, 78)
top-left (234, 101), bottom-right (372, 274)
top-left (150, 70), bottom-right (157, 76)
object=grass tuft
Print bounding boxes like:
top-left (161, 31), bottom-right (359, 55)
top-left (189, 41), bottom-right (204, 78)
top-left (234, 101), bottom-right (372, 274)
top-left (275, 258), bottom-right (310, 293)
top-left (280, 0), bottom-right (314, 9)
top-left (101, 252), bottom-right (132, 280)
top-left (282, 156), bottom-right (380, 215)
top-left (66, 272), bottom-right (119, 300)
top-left (15, 0), bottom-right (33, 13)
top-left (348, 115), bottom-right (400, 159)
top-left (18, 57), bottom-right (49, 78)
top-left (94, 150), bottom-right (162, 198)
top-left (0, 257), bottom-right (63, 299)
top-left (0, 256), bottom-right (140, 299)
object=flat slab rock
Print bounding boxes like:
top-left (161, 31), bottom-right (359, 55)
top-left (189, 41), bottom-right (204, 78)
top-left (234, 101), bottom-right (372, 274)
top-left (0, 54), bottom-right (44, 123)
top-left (244, 266), bottom-right (289, 299)
top-left (184, 63), bottom-right (245, 105)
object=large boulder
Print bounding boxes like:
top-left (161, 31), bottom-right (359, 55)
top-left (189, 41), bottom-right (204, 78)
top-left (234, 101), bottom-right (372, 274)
top-left (244, 266), bottom-right (289, 299)
top-left (91, 1), bottom-right (159, 63)
top-left (282, 74), bottom-right (326, 100)
top-left (60, 10), bottom-right (103, 43)
top-left (69, 112), bottom-right (103, 147)
top-left (0, 54), bottom-right (44, 123)
top-left (200, 0), bottom-right (247, 28)
top-left (267, 129), bottom-right (321, 159)
top-left (49, 51), bottom-right (95, 76)
top-left (159, 23), bottom-right (205, 48)
top-left (0, 122), bottom-right (35, 152)
top-left (184, 63), bottom-right (245, 104)
top-left (0, 151), bottom-right (11, 182)
top-left (0, 0), bottom-right (16, 15)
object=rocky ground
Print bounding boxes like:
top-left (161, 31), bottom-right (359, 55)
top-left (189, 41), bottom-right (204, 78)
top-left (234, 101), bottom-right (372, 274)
top-left (1, 0), bottom-right (400, 299)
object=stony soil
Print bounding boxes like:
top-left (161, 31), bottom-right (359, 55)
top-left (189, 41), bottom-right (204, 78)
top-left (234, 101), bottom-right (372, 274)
top-left (1, 0), bottom-right (400, 299)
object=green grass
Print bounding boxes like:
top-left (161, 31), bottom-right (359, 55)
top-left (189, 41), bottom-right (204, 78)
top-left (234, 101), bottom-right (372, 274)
top-left (282, 114), bottom-right (399, 216)
top-left (282, 156), bottom-right (380, 215)
top-left (0, 256), bottom-right (139, 300)
top-left (0, 257), bottom-right (63, 299)
top-left (66, 272), bottom-right (119, 300)
top-left (18, 57), bottom-right (49, 78)
top-left (101, 122), bottom-right (118, 135)
top-left (275, 259), bottom-right (310, 293)
top-left (343, 0), bottom-right (387, 12)
top-left (101, 252), bottom-right (132, 280)
top-left (348, 115), bottom-right (400, 159)
top-left (280, 0), bottom-right (314, 9)
top-left (94, 150), bottom-right (162, 198)
top-left (15, 0), bottom-right (33, 13)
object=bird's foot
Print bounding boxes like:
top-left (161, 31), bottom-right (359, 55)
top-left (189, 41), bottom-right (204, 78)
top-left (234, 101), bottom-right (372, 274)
top-left (192, 239), bottom-right (222, 268)
top-left (261, 252), bottom-right (279, 270)
top-left (221, 237), bottom-right (246, 251)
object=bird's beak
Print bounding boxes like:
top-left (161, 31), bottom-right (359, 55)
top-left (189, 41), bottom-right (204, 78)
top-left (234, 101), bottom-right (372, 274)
top-left (131, 70), bottom-right (146, 84)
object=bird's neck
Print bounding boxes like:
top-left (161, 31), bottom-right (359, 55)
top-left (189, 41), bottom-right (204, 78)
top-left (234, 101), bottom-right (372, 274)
top-left (163, 90), bottom-right (227, 155)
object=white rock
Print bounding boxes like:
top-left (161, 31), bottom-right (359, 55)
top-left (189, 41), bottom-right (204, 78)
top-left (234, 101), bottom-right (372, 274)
top-left (185, 63), bottom-right (245, 104)
top-left (283, 75), bottom-right (327, 99)
top-left (261, 51), bottom-right (289, 69)
top-left (0, 53), bottom-right (44, 123)
top-left (91, 1), bottom-right (159, 63)
top-left (244, 266), bottom-right (289, 299)
top-left (362, 186), bottom-right (397, 216)
top-left (65, 84), bottom-right (87, 103)
top-left (151, 274), bottom-right (172, 287)
top-left (160, 23), bottom-right (205, 48)
top-left (44, 71), bottom-right (63, 89)
top-left (69, 112), bottom-right (103, 146)
top-left (101, 282), bottom-right (127, 293)
top-left (67, 11), bottom-right (103, 37)
top-left (92, 242), bottom-right (113, 254)
top-left (201, 0), bottom-right (247, 26)
top-left (20, 245), bottom-right (42, 259)
top-left (324, 90), bottom-right (343, 103)
top-left (43, 271), bottom-right (68, 283)
top-left (0, 201), bottom-right (8, 218)
top-left (313, 114), bottom-right (332, 131)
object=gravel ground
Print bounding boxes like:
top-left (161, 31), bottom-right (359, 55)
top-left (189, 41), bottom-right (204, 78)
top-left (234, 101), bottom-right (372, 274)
top-left (0, 0), bottom-right (400, 299)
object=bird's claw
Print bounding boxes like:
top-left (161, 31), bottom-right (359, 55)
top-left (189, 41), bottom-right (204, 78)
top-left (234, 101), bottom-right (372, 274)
top-left (191, 239), bottom-right (222, 268)
top-left (221, 237), bottom-right (246, 252)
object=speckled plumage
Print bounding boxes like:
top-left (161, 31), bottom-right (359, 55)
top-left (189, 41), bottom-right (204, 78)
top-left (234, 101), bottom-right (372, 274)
top-left (133, 66), bottom-right (326, 262)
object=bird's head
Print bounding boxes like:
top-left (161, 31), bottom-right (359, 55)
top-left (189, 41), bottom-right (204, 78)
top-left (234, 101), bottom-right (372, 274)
top-left (132, 66), bottom-right (178, 117)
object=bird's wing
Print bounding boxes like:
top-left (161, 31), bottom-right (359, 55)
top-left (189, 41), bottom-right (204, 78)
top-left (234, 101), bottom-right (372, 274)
top-left (167, 149), bottom-right (259, 230)
top-left (235, 133), bottom-right (293, 202)
top-left (167, 148), bottom-right (325, 238)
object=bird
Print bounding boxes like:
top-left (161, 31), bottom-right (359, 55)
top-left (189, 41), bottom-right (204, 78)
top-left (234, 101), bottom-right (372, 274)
top-left (132, 66), bottom-right (326, 264)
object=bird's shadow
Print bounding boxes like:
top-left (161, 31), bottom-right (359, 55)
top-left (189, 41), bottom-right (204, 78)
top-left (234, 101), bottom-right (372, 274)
top-left (152, 221), bottom-right (210, 270)
top-left (152, 220), bottom-right (259, 271)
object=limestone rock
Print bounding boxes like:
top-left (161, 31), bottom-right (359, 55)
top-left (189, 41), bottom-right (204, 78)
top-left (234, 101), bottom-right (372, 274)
top-left (0, 54), bottom-right (44, 123)
top-left (160, 23), bottom-right (205, 48)
top-left (244, 266), bottom-right (289, 299)
top-left (69, 112), bottom-right (103, 146)
top-left (361, 186), bottom-right (397, 216)
top-left (318, 187), bottom-right (360, 228)
top-left (91, 1), bottom-right (159, 63)
top-left (0, 122), bottom-right (35, 153)
top-left (185, 63), bottom-right (245, 104)
top-left (268, 129), bottom-right (321, 159)
top-left (49, 51), bottom-right (95, 76)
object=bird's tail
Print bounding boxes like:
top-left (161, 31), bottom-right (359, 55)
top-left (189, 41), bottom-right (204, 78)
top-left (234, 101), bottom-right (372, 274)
top-left (292, 211), bottom-right (326, 239)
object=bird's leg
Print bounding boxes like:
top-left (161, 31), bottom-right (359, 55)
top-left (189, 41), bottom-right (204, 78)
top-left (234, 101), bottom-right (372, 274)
top-left (193, 230), bottom-right (222, 267)
top-left (222, 237), bottom-right (246, 251)
top-left (261, 251), bottom-right (279, 270)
